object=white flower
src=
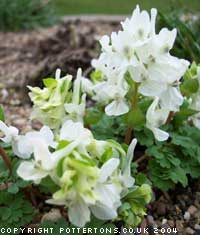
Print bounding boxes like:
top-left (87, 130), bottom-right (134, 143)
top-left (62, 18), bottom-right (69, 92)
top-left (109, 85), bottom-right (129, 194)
top-left (121, 5), bottom-right (157, 41)
top-left (92, 76), bottom-right (129, 116)
top-left (60, 120), bottom-right (93, 156)
top-left (64, 68), bottom-right (86, 122)
top-left (17, 139), bottom-right (56, 184)
top-left (134, 29), bottom-right (189, 85)
top-left (0, 121), bottom-right (19, 143)
top-left (146, 97), bottom-right (170, 141)
top-left (99, 35), bottom-right (112, 53)
top-left (90, 158), bottom-right (122, 221)
top-left (17, 126), bottom-right (57, 159)
top-left (68, 198), bottom-right (91, 227)
top-left (159, 87), bottom-right (184, 112)
top-left (120, 138), bottom-right (137, 188)
top-left (92, 52), bottom-right (128, 81)
top-left (0, 121), bottom-right (23, 158)
top-left (110, 31), bottom-right (136, 59)
top-left (60, 120), bottom-right (92, 144)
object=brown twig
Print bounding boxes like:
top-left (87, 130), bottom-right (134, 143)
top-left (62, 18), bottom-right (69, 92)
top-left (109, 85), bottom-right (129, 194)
top-left (166, 111), bottom-right (175, 124)
top-left (124, 127), bottom-right (133, 144)
top-left (0, 146), bottom-right (12, 176)
top-left (135, 154), bottom-right (149, 164)
top-left (23, 186), bottom-right (38, 207)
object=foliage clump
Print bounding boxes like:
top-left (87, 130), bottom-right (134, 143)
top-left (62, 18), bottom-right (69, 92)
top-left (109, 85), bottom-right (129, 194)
top-left (0, 0), bottom-right (56, 31)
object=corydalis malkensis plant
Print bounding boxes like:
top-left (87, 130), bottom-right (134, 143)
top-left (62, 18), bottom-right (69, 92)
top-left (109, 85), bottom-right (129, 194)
top-left (2, 4), bottom-right (199, 229)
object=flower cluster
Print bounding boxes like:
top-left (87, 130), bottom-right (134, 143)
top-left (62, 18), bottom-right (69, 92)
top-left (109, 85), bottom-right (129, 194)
top-left (28, 68), bottom-right (86, 130)
top-left (82, 5), bottom-right (190, 141)
top-left (0, 118), bottom-right (138, 227)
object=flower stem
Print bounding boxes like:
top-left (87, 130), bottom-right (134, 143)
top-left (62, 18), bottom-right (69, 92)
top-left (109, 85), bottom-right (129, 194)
top-left (0, 146), bottom-right (12, 176)
top-left (124, 83), bottom-right (139, 144)
top-left (124, 127), bottom-right (133, 144)
top-left (131, 83), bottom-right (139, 109)
top-left (135, 153), bottom-right (149, 164)
top-left (166, 111), bottom-right (174, 124)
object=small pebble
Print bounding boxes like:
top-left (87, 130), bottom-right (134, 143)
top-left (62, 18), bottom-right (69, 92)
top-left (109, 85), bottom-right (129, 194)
top-left (162, 218), bottom-right (167, 225)
top-left (184, 211), bottom-right (191, 221)
top-left (41, 209), bottom-right (62, 223)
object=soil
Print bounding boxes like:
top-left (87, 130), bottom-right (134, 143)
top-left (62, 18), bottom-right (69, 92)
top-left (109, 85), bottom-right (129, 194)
top-left (0, 16), bottom-right (199, 235)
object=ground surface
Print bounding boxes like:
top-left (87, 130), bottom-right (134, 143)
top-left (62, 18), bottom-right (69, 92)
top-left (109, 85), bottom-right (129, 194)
top-left (53, 0), bottom-right (200, 15)
top-left (0, 17), bottom-right (200, 235)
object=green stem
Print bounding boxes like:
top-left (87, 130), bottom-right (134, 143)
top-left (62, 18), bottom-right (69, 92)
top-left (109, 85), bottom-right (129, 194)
top-left (124, 83), bottom-right (139, 144)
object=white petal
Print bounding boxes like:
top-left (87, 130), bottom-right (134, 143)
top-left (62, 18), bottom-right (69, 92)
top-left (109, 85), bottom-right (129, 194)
top-left (32, 139), bottom-right (54, 170)
top-left (160, 87), bottom-right (184, 111)
top-left (105, 99), bottom-right (129, 116)
top-left (81, 78), bottom-right (94, 95)
top-left (17, 161), bottom-right (48, 183)
top-left (152, 28), bottom-right (177, 54)
top-left (68, 199), bottom-right (90, 227)
top-left (0, 121), bottom-right (19, 143)
top-left (151, 127), bottom-right (169, 141)
top-left (40, 126), bottom-right (57, 148)
top-left (52, 139), bottom-right (82, 163)
top-left (90, 202), bottom-right (118, 220)
top-left (60, 120), bottom-right (92, 146)
top-left (128, 64), bottom-right (143, 83)
top-left (146, 97), bottom-right (159, 123)
top-left (64, 103), bottom-right (77, 114)
top-left (94, 184), bottom-right (121, 210)
top-left (100, 35), bottom-right (112, 52)
top-left (73, 68), bottom-right (82, 105)
top-left (46, 198), bottom-right (66, 206)
top-left (55, 68), bottom-right (61, 80)
top-left (99, 158), bottom-right (120, 183)
top-left (150, 8), bottom-right (157, 35)
top-left (61, 121), bottom-right (83, 140)
top-left (122, 138), bottom-right (137, 187)
top-left (146, 97), bottom-right (170, 141)
top-left (148, 55), bottom-right (189, 83)
top-left (17, 136), bottom-right (33, 159)
top-left (139, 80), bottom-right (167, 96)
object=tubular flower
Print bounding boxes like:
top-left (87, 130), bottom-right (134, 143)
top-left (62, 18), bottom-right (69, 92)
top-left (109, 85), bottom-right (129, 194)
top-left (146, 97), bottom-right (169, 141)
top-left (64, 68), bottom-right (86, 122)
top-left (28, 69), bottom-right (72, 130)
